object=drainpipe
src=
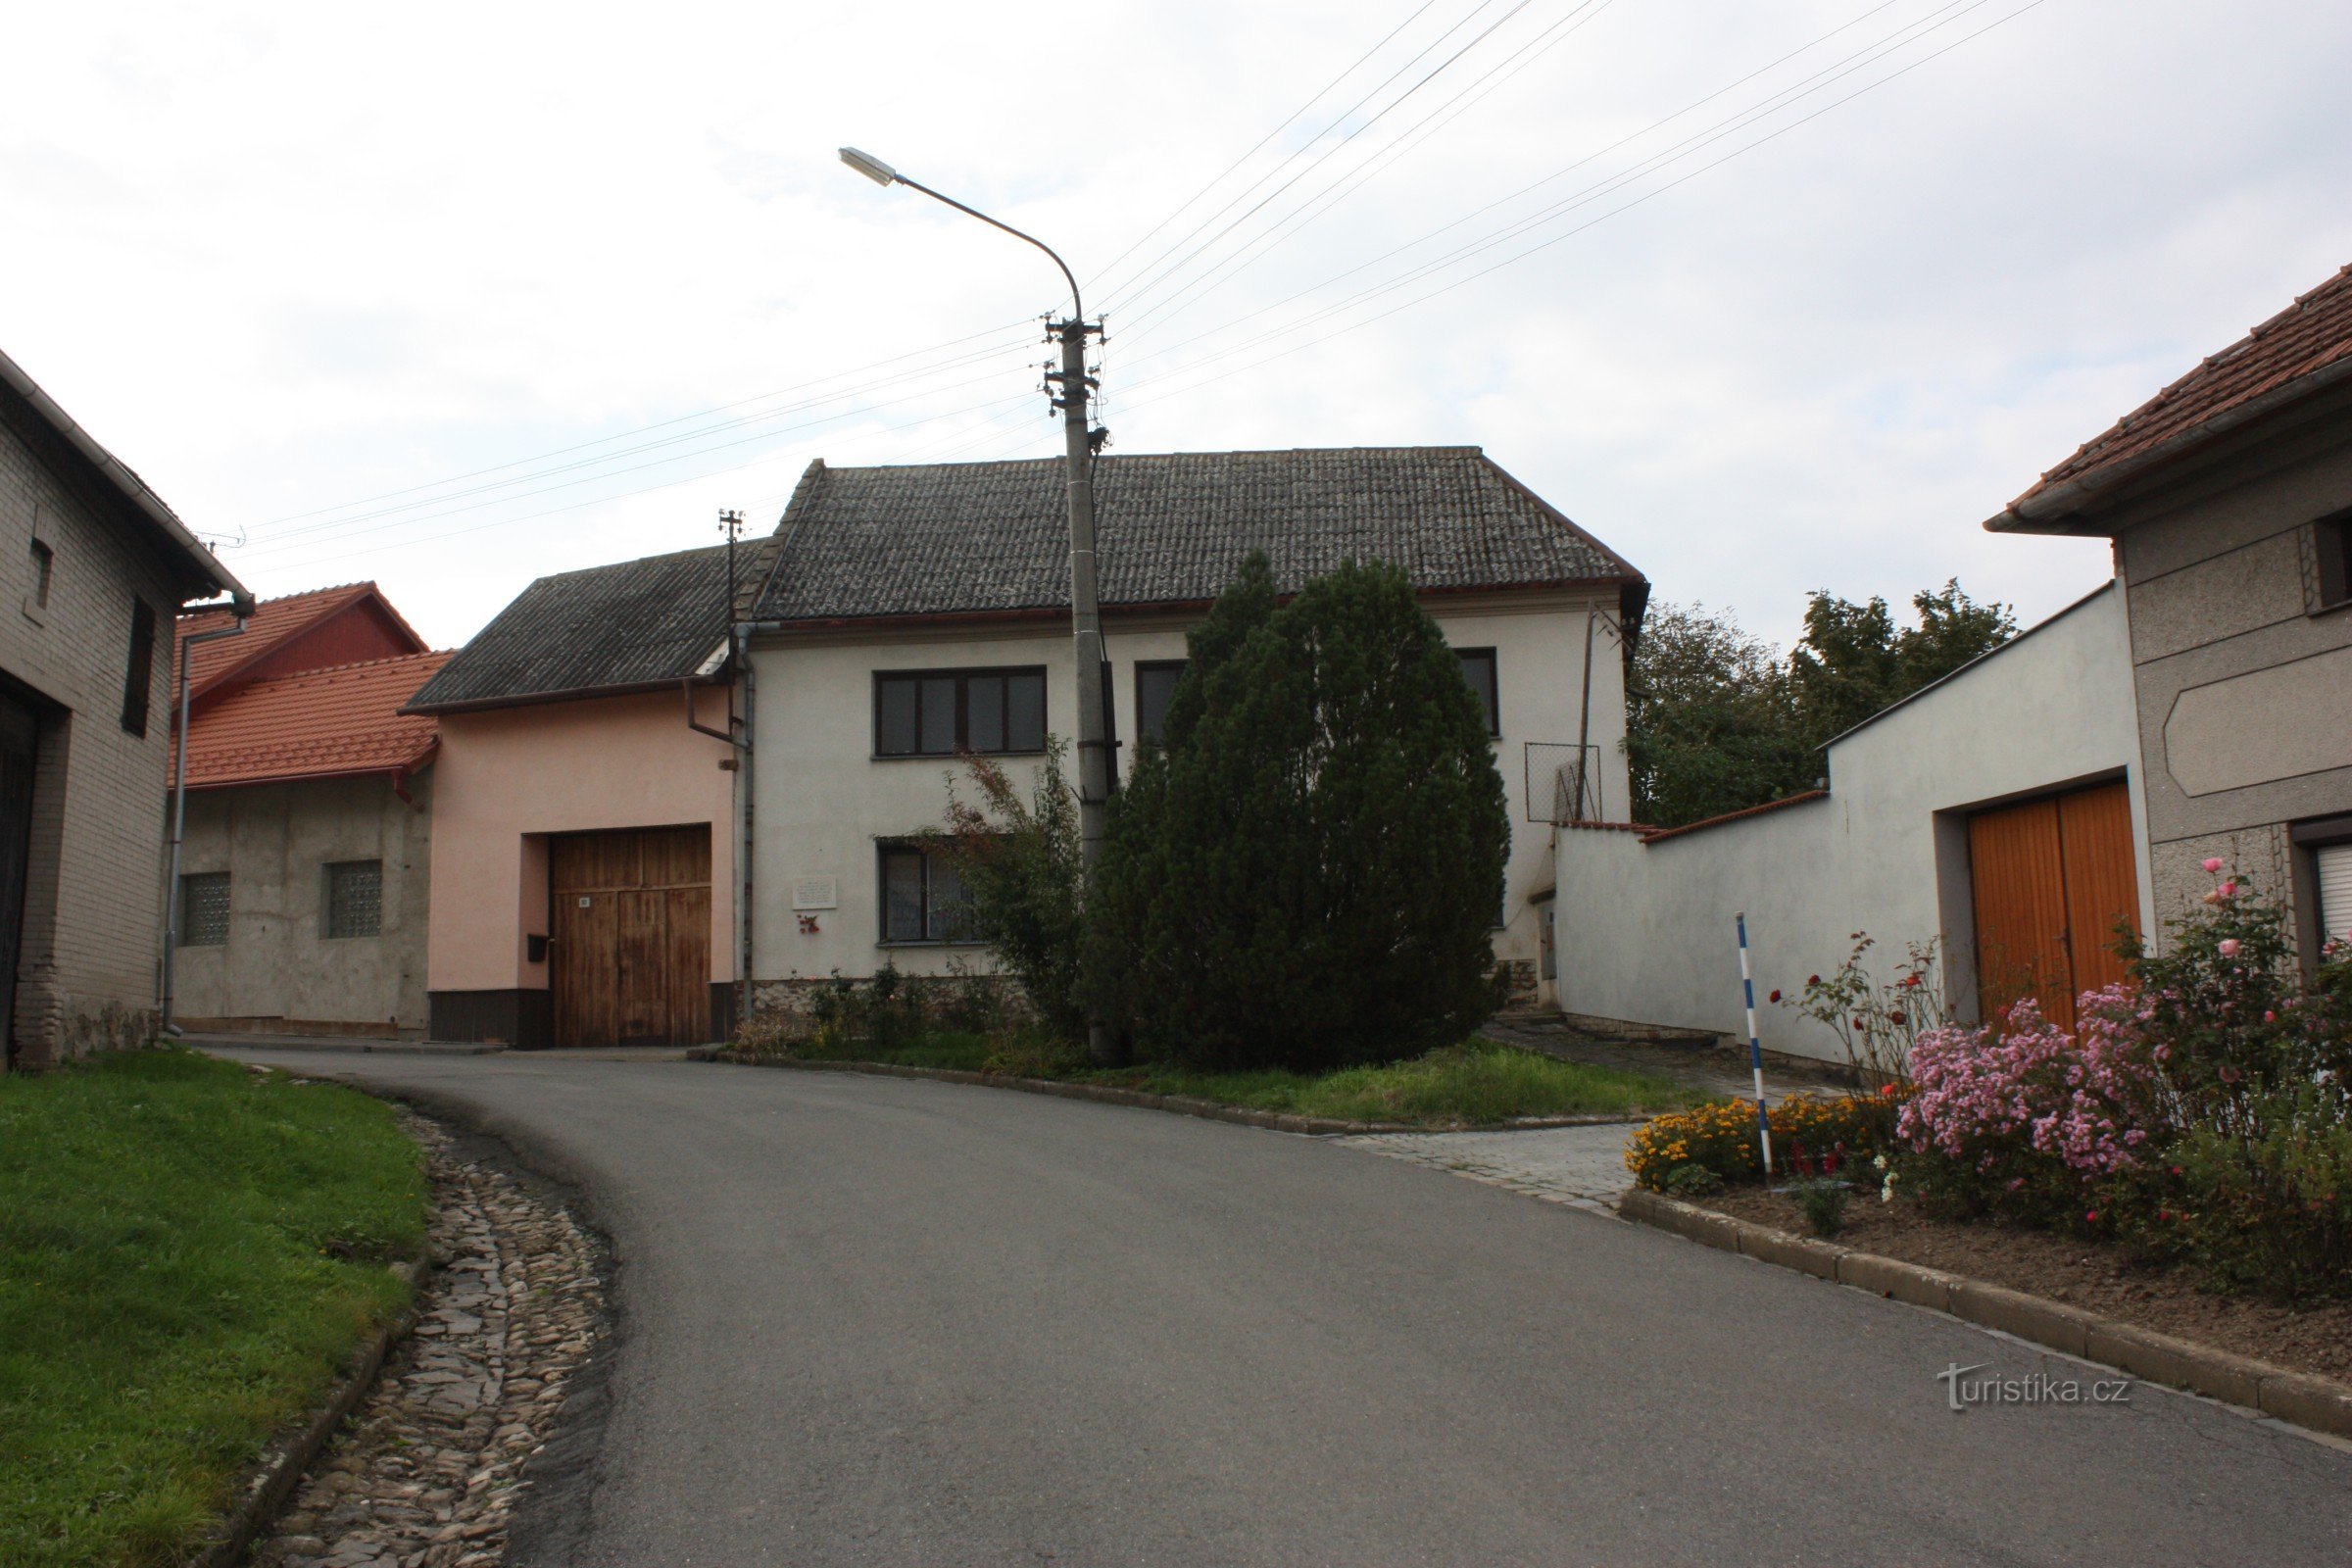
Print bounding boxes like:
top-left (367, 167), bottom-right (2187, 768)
top-left (737, 655), bottom-right (755, 1033)
top-left (162, 617), bottom-right (248, 1036)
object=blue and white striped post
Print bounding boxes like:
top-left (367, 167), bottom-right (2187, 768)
top-left (1736, 912), bottom-right (1774, 1176)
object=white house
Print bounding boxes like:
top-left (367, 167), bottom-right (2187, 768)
top-left (1549, 580), bottom-right (2154, 1062)
top-left (734, 447), bottom-right (1645, 1018)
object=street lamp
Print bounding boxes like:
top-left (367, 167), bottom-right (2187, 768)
top-left (839, 147), bottom-right (1116, 1063)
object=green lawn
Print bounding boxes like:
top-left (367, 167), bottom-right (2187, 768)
top-left (788, 1031), bottom-right (1695, 1126)
top-left (0, 1048), bottom-right (427, 1568)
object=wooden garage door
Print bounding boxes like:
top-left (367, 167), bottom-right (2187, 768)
top-left (550, 826), bottom-right (710, 1048)
top-left (1968, 780), bottom-right (2139, 1033)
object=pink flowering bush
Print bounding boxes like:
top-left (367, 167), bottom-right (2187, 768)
top-left (1894, 865), bottom-right (2351, 1298)
top-left (1898, 987), bottom-right (2166, 1220)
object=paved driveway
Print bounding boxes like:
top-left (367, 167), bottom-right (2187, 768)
top-left (220, 1049), bottom-right (2352, 1567)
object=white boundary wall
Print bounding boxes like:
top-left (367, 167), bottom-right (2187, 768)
top-left (1552, 581), bottom-right (2152, 1062)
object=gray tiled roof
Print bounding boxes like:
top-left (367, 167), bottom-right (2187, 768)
top-left (748, 448), bottom-right (1640, 623)
top-left (407, 544), bottom-right (734, 711)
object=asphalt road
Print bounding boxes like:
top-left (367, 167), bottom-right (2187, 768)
top-left (222, 1049), bottom-right (2352, 1567)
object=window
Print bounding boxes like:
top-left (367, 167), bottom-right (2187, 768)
top-left (874, 668), bottom-right (1046, 757)
top-left (1457, 648), bottom-right (1499, 737)
top-left (878, 842), bottom-right (974, 943)
top-left (2318, 510), bottom-right (2352, 612)
top-left (122, 598), bottom-right (157, 737)
top-left (324, 859), bottom-right (383, 938)
top-left (179, 871), bottom-right (229, 947)
top-left (25, 539), bottom-right (52, 616)
top-left (1135, 661), bottom-right (1187, 745)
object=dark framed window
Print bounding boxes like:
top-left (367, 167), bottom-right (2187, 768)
top-left (122, 598), bottom-right (157, 736)
top-left (27, 539), bottom-right (52, 611)
top-left (1457, 648), bottom-right (1499, 737)
top-left (324, 859), bottom-right (383, 938)
top-left (2318, 509), bottom-right (2352, 612)
top-left (878, 842), bottom-right (975, 943)
top-left (1135, 661), bottom-right (1188, 745)
top-left (874, 667), bottom-right (1046, 758)
top-left (179, 871), bottom-right (229, 947)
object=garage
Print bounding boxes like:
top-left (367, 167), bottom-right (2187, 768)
top-left (549, 825), bottom-right (712, 1048)
top-left (1967, 778), bottom-right (2140, 1031)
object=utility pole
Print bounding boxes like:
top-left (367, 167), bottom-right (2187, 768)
top-left (838, 147), bottom-right (1118, 1063)
top-left (1047, 318), bottom-right (1109, 871)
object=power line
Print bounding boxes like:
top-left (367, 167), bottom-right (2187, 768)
top-left (249, 317), bottom-right (1037, 532)
top-left (1097, 0), bottom-right (1535, 315)
top-left (1112, 0), bottom-right (1998, 385)
top-left (251, 389), bottom-right (1042, 572)
top-left (248, 334), bottom-right (1040, 550)
top-left (1105, 0), bottom-right (2054, 421)
top-left (1112, 0), bottom-right (1617, 344)
top-left (1084, 0), bottom-right (1455, 296)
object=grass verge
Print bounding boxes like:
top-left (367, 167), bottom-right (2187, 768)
top-left (0, 1048), bottom-right (427, 1568)
top-left (785, 1032), bottom-right (1696, 1125)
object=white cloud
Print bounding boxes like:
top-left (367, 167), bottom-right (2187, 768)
top-left (3, 0), bottom-right (2346, 649)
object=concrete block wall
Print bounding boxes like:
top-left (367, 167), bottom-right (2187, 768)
top-left (172, 770), bottom-right (434, 1033)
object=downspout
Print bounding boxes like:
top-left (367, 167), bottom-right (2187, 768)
top-left (737, 654), bottom-right (755, 1034)
top-left (162, 618), bottom-right (249, 1036)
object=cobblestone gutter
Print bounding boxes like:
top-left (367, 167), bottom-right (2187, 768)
top-left (247, 1120), bottom-right (608, 1568)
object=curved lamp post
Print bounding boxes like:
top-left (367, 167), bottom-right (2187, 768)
top-left (839, 148), bottom-right (1114, 1063)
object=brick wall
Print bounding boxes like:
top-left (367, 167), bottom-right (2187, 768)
top-left (0, 397), bottom-right (216, 1065)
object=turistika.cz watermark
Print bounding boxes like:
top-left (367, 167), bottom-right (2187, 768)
top-left (1936, 1363), bottom-right (2132, 1410)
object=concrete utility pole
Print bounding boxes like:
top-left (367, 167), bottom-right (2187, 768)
top-left (839, 147), bottom-right (1116, 1062)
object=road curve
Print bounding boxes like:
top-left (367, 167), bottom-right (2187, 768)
top-left (220, 1049), bottom-right (2352, 1567)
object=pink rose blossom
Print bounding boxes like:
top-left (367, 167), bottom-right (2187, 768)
top-left (2202, 857), bottom-right (2226, 873)
top-left (2218, 938), bottom-right (2241, 957)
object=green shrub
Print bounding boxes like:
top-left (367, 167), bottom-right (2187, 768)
top-left (1085, 553), bottom-right (1510, 1074)
top-left (980, 1031), bottom-right (1093, 1080)
top-left (1790, 1175), bottom-right (1852, 1238)
top-left (2173, 1085), bottom-right (2352, 1300)
top-left (1660, 1162), bottom-right (1724, 1199)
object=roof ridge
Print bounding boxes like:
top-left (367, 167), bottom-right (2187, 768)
top-left (220, 649), bottom-right (453, 687)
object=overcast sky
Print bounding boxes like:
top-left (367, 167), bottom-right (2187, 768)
top-left (6, 1), bottom-right (2348, 651)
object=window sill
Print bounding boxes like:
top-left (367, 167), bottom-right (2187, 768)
top-left (875, 939), bottom-right (987, 949)
top-left (870, 751), bottom-right (1048, 763)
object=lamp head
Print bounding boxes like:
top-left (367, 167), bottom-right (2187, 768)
top-left (838, 147), bottom-right (899, 187)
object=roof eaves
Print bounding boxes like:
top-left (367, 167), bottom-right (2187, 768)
top-left (402, 672), bottom-right (725, 717)
top-left (1988, 329), bottom-right (2352, 535)
top-left (0, 346), bottom-right (252, 610)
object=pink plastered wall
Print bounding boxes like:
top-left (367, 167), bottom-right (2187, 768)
top-left (425, 688), bottom-right (735, 993)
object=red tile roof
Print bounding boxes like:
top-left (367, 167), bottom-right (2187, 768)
top-left (177, 581), bottom-right (427, 701)
top-left (2000, 263), bottom-right (2352, 524)
top-left (179, 651), bottom-right (451, 790)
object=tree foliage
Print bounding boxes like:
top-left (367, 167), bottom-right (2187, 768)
top-left (1085, 554), bottom-right (1510, 1074)
top-left (1628, 580), bottom-right (2016, 828)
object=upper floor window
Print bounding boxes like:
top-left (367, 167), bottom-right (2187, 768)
top-left (2318, 509), bottom-right (2351, 612)
top-left (179, 871), bottom-right (229, 947)
top-left (324, 858), bottom-right (383, 939)
top-left (122, 598), bottom-right (157, 737)
top-left (874, 667), bottom-right (1046, 758)
top-left (25, 539), bottom-right (52, 617)
top-left (1457, 648), bottom-right (1499, 737)
top-left (1135, 661), bottom-right (1187, 746)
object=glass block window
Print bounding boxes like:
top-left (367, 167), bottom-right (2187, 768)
top-left (877, 843), bottom-right (974, 943)
top-left (179, 872), bottom-right (229, 947)
top-left (324, 859), bottom-right (383, 939)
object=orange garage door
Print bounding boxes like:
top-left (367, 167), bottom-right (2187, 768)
top-left (1967, 780), bottom-right (2139, 1032)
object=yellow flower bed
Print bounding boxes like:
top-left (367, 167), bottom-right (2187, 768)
top-left (1626, 1089), bottom-right (1907, 1191)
